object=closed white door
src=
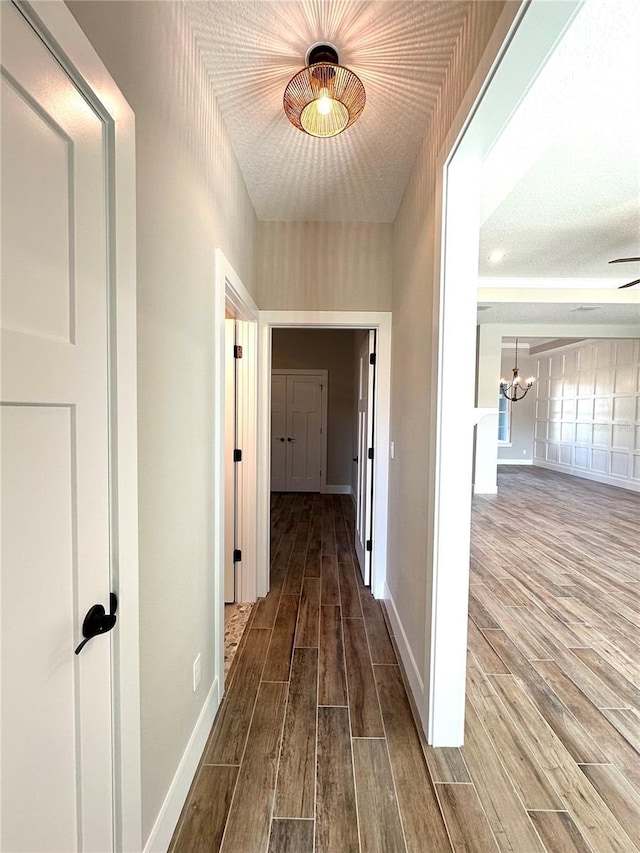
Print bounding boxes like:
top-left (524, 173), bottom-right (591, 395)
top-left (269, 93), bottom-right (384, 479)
top-left (271, 374), bottom-right (287, 490)
top-left (271, 374), bottom-right (324, 492)
top-left (286, 375), bottom-right (323, 492)
top-left (1, 3), bottom-right (114, 850)
top-left (355, 333), bottom-right (376, 584)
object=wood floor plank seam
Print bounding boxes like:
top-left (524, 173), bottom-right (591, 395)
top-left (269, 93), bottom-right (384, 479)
top-left (488, 672), bottom-right (639, 853)
top-left (325, 542), bottom-right (363, 852)
top-left (217, 635), bottom-right (281, 851)
top-left (463, 685), bottom-right (550, 850)
top-left (172, 480), bottom-right (639, 853)
top-left (343, 613), bottom-right (363, 853)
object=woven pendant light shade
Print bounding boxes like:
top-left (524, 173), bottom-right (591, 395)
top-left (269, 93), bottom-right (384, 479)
top-left (284, 46), bottom-right (365, 138)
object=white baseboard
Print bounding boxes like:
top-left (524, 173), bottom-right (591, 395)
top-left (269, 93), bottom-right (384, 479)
top-left (383, 582), bottom-right (425, 717)
top-left (497, 458), bottom-right (533, 466)
top-left (143, 678), bottom-right (221, 853)
top-left (473, 484), bottom-right (498, 494)
top-left (325, 484), bottom-right (352, 495)
top-left (533, 459), bottom-right (640, 493)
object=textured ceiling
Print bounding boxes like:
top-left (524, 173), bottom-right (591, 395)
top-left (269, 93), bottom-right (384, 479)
top-left (478, 0), bottom-right (640, 282)
top-left (185, 0), bottom-right (471, 221)
top-left (477, 302), bottom-right (640, 326)
top-left (184, 0), bottom-right (640, 289)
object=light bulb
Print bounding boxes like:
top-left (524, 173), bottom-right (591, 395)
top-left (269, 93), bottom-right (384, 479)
top-left (317, 90), bottom-right (332, 115)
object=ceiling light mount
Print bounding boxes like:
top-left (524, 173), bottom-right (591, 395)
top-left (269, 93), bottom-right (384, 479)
top-left (284, 43), bottom-right (366, 138)
top-left (306, 44), bottom-right (339, 66)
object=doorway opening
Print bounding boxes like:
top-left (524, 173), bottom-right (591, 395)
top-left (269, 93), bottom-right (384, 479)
top-left (258, 312), bottom-right (392, 599)
top-left (214, 250), bottom-right (259, 686)
top-left (432, 0), bottom-right (586, 744)
top-left (269, 329), bottom-right (378, 586)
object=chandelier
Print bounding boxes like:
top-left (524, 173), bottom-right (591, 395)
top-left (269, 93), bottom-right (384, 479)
top-left (283, 44), bottom-right (366, 138)
top-left (500, 339), bottom-right (535, 402)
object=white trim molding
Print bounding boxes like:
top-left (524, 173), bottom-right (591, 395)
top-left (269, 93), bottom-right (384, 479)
top-left (325, 485), bottom-right (353, 495)
top-left (258, 311), bottom-right (392, 599)
top-left (498, 459), bottom-right (533, 465)
top-left (384, 582), bottom-right (424, 699)
top-left (534, 460), bottom-right (640, 492)
top-left (214, 248), bottom-right (259, 695)
top-left (142, 679), bottom-right (220, 853)
top-left (430, 0), bottom-right (583, 746)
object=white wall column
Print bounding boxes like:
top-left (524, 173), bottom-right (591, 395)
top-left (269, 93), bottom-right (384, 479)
top-left (474, 325), bottom-right (501, 494)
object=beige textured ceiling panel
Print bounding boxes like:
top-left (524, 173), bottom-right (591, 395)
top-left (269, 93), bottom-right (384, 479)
top-left (185, 0), bottom-right (471, 222)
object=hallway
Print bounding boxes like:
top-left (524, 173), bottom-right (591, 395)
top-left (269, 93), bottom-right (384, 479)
top-left (170, 492), bottom-right (451, 852)
top-left (170, 476), bottom-right (640, 852)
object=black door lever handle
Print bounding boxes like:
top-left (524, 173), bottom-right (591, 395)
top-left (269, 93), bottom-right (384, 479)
top-left (75, 593), bottom-right (118, 654)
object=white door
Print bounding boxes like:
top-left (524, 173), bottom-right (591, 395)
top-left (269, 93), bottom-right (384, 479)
top-left (270, 374), bottom-right (287, 490)
top-left (1, 3), bottom-right (114, 850)
top-left (271, 373), bottom-right (324, 492)
top-left (355, 332), bottom-right (376, 584)
top-left (285, 375), bottom-right (323, 492)
top-left (224, 319), bottom-right (236, 603)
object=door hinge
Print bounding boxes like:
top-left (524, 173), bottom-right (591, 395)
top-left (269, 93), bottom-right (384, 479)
top-left (368, 447), bottom-right (374, 460)
top-left (233, 448), bottom-right (242, 462)
top-left (369, 353), bottom-right (377, 366)
top-left (366, 539), bottom-right (372, 552)
top-left (234, 344), bottom-right (243, 359)
top-left (233, 549), bottom-right (242, 563)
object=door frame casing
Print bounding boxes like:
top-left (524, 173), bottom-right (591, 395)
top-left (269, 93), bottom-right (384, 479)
top-left (426, 0), bottom-right (584, 746)
top-left (354, 331), bottom-right (376, 585)
top-left (258, 311), bottom-right (392, 599)
top-left (213, 248), bottom-right (258, 688)
top-left (13, 1), bottom-right (142, 848)
top-left (271, 368), bottom-right (328, 493)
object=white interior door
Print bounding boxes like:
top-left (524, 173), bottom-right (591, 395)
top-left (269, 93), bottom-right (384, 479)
top-left (224, 319), bottom-right (236, 603)
top-left (355, 332), bottom-right (376, 584)
top-left (285, 375), bottom-right (323, 492)
top-left (271, 374), bottom-right (287, 490)
top-left (1, 3), bottom-right (114, 849)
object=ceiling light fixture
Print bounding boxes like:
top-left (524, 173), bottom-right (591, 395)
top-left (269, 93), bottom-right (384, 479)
top-left (500, 338), bottom-right (535, 403)
top-left (283, 44), bottom-right (365, 138)
top-left (487, 249), bottom-right (506, 263)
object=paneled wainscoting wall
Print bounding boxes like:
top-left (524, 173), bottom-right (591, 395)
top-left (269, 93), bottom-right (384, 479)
top-left (534, 338), bottom-right (640, 491)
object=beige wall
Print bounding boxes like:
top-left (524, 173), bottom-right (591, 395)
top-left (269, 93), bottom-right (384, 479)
top-left (257, 221), bottom-right (393, 310)
top-left (388, 2), bottom-right (510, 685)
top-left (272, 329), bottom-right (359, 487)
top-left (67, 1), bottom-right (257, 841)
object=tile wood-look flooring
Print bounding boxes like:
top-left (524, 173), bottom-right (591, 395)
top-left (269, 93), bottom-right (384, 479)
top-left (170, 471), bottom-right (640, 852)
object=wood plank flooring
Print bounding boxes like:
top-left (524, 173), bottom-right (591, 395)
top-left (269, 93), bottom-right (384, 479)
top-left (170, 470), bottom-right (640, 852)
